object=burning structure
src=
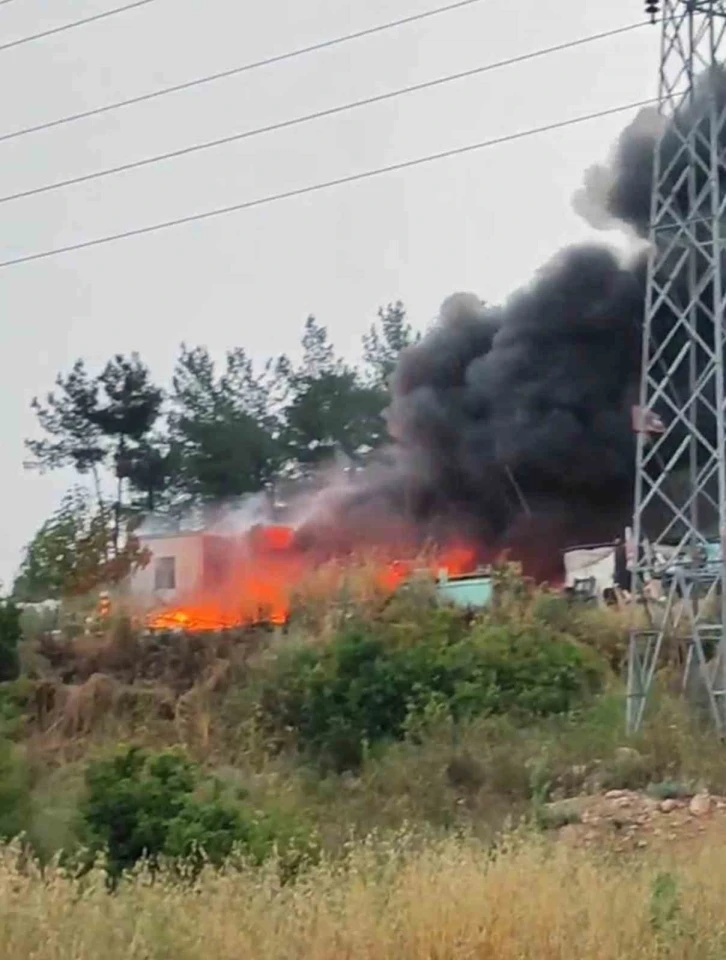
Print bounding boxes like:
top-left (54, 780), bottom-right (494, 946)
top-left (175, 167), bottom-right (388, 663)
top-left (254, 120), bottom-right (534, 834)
top-left (134, 64), bottom-right (726, 633)
top-left (134, 523), bottom-right (484, 631)
top-left (131, 499), bottom-right (483, 631)
top-left (304, 66), bottom-right (726, 581)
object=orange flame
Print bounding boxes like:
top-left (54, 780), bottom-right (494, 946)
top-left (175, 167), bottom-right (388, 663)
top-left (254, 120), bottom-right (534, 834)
top-left (146, 526), bottom-right (479, 633)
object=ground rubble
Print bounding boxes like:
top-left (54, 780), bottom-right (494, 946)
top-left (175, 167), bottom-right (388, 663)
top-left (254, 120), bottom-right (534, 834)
top-left (547, 787), bottom-right (726, 852)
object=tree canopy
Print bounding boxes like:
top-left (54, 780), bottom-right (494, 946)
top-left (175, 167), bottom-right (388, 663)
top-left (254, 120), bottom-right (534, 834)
top-left (20, 303), bottom-right (420, 597)
top-left (13, 488), bottom-right (149, 601)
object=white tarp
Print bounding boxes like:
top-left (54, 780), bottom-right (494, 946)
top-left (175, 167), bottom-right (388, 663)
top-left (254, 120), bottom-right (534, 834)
top-left (563, 545), bottom-right (616, 596)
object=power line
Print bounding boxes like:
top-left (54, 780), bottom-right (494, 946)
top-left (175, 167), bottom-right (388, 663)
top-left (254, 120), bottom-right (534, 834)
top-left (0, 21), bottom-right (646, 207)
top-left (0, 0), bottom-right (483, 144)
top-left (0, 0), bottom-right (160, 53)
top-left (0, 96), bottom-right (660, 270)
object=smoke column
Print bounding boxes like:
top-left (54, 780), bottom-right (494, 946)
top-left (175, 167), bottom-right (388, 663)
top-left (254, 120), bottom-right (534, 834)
top-left (298, 69), bottom-right (726, 581)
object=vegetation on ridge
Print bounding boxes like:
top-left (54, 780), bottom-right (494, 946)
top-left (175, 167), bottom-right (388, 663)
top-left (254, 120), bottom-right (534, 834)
top-left (0, 569), bottom-right (722, 957)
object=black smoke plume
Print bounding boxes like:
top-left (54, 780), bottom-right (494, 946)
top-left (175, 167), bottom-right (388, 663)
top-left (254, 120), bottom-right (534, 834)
top-left (297, 68), bottom-right (726, 581)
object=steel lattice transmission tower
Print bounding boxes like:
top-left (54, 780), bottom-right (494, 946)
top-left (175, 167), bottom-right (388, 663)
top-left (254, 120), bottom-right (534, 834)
top-left (627, 0), bottom-right (726, 732)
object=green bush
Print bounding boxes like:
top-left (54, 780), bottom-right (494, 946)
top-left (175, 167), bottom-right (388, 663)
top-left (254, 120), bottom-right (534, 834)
top-left (458, 622), bottom-right (605, 717)
top-left (0, 600), bottom-right (21, 683)
top-left (77, 746), bottom-right (315, 882)
top-left (260, 614), bottom-right (606, 771)
top-left (0, 677), bottom-right (34, 738)
top-left (0, 739), bottom-right (31, 841)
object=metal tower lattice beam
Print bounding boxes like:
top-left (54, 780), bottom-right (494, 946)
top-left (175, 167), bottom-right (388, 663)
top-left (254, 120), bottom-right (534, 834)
top-left (627, 0), bottom-right (726, 732)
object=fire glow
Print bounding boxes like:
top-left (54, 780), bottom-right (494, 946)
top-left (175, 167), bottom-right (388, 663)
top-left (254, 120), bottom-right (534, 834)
top-left (147, 524), bottom-right (479, 633)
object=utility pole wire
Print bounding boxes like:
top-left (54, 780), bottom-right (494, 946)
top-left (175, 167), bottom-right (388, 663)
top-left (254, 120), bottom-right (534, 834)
top-left (0, 21), bottom-right (646, 207)
top-left (0, 0), bottom-right (160, 53)
top-left (0, 96), bottom-right (660, 270)
top-left (0, 0), bottom-right (483, 143)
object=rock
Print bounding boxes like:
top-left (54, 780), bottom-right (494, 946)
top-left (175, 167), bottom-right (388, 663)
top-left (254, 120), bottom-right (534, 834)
top-left (615, 747), bottom-right (642, 763)
top-left (614, 796), bottom-right (633, 808)
top-left (660, 799), bottom-right (679, 813)
top-left (689, 793), bottom-right (712, 816)
top-left (605, 789), bottom-right (628, 800)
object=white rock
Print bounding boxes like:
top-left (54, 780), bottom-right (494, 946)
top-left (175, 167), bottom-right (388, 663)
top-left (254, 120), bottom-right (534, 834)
top-left (660, 799), bottom-right (678, 813)
top-left (689, 793), bottom-right (712, 817)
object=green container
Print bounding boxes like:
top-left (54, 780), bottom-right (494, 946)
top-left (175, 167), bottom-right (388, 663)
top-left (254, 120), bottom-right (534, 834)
top-left (436, 572), bottom-right (493, 609)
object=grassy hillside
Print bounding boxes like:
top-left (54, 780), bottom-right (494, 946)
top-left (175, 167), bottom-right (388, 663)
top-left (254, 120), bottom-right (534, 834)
top-left (0, 568), bottom-right (724, 956)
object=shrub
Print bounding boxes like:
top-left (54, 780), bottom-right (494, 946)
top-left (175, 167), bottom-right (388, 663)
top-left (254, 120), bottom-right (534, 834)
top-left (260, 613), bottom-right (606, 771)
top-left (0, 600), bottom-right (21, 682)
top-left (458, 622), bottom-right (605, 717)
top-left (564, 606), bottom-right (630, 673)
top-left (0, 738), bottom-right (31, 841)
top-left (77, 746), bottom-right (314, 882)
top-left (646, 780), bottom-right (692, 801)
top-left (501, 584), bottom-right (630, 673)
top-left (0, 677), bottom-right (33, 738)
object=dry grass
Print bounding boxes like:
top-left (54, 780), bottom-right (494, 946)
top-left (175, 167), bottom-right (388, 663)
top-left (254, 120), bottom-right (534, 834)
top-left (1, 829), bottom-right (726, 959)
top-left (287, 555), bottom-right (415, 642)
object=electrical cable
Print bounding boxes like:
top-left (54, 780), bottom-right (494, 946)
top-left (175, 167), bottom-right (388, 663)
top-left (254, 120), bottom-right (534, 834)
top-left (0, 0), bottom-right (483, 144)
top-left (0, 96), bottom-right (660, 270)
top-left (0, 21), bottom-right (647, 206)
top-left (0, 0), bottom-right (160, 53)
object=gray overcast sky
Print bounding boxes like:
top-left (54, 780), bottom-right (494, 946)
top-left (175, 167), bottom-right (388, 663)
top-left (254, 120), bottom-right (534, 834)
top-left (0, 0), bottom-right (656, 587)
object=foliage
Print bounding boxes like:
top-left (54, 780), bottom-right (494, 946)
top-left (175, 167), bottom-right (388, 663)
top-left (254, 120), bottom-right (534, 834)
top-left (646, 781), bottom-right (692, 801)
top-left (117, 438), bottom-right (176, 512)
top-left (282, 316), bottom-right (387, 470)
top-left (0, 600), bottom-right (21, 682)
top-left (259, 608), bottom-right (605, 771)
top-left (649, 870), bottom-right (685, 940)
top-left (27, 359), bottom-right (106, 476)
top-left (530, 591), bottom-right (630, 671)
top-left (90, 354), bottom-right (163, 443)
top-left (77, 746), bottom-right (314, 882)
top-left (13, 488), bottom-right (149, 601)
top-left (0, 677), bottom-right (32, 736)
top-left (168, 345), bottom-right (286, 501)
top-left (27, 354), bottom-right (167, 513)
top-left (27, 303), bottom-right (418, 509)
top-left (362, 301), bottom-right (420, 388)
top-left (0, 739), bottom-right (30, 841)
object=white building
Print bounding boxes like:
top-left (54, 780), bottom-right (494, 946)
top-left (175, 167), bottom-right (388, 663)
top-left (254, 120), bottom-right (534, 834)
top-left (127, 494), bottom-right (282, 607)
top-left (130, 530), bottom-right (207, 606)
